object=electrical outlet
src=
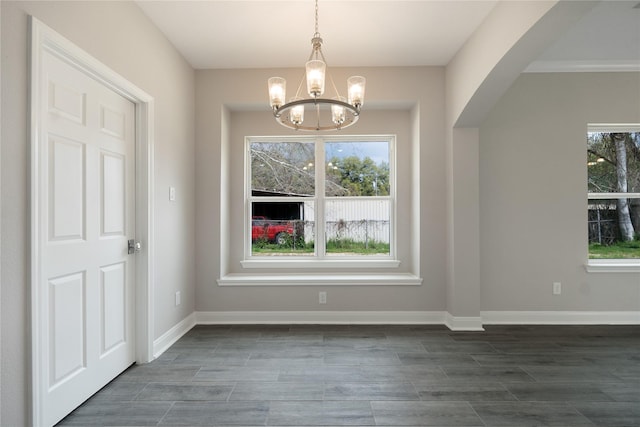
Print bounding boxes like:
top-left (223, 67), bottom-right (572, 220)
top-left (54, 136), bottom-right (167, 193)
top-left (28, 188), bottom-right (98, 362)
top-left (169, 186), bottom-right (176, 201)
top-left (553, 282), bottom-right (561, 295)
top-left (175, 291), bottom-right (181, 306)
top-left (319, 291), bottom-right (327, 304)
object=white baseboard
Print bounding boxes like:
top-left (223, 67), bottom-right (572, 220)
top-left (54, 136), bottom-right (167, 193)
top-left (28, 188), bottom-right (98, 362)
top-left (481, 311), bottom-right (640, 325)
top-left (444, 313), bottom-right (484, 331)
top-left (195, 310), bottom-right (447, 325)
top-left (153, 312), bottom-right (196, 358)
top-left (152, 310), bottom-right (639, 359)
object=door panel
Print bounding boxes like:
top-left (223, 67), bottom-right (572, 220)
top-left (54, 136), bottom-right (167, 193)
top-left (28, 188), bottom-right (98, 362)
top-left (100, 105), bottom-right (126, 139)
top-left (48, 136), bottom-right (85, 241)
top-left (48, 272), bottom-right (86, 387)
top-left (48, 80), bottom-right (86, 125)
top-left (100, 262), bottom-right (127, 354)
top-left (37, 49), bottom-right (136, 426)
top-left (101, 152), bottom-right (126, 236)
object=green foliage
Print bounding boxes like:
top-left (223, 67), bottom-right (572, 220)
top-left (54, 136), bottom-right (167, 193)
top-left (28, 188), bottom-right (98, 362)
top-left (326, 238), bottom-right (390, 254)
top-left (252, 239), bottom-right (314, 254)
top-left (326, 155), bottom-right (390, 196)
top-left (588, 132), bottom-right (640, 193)
top-left (252, 237), bottom-right (270, 249)
top-left (276, 232), bottom-right (307, 248)
top-left (252, 238), bottom-right (390, 255)
top-left (589, 236), bottom-right (640, 259)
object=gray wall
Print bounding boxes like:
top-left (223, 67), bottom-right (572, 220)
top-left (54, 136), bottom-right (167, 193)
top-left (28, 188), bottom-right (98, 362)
top-left (2, 1), bottom-right (639, 425)
top-left (195, 67), bottom-right (448, 312)
top-left (1, 2), bottom-right (195, 424)
top-left (480, 72), bottom-right (640, 312)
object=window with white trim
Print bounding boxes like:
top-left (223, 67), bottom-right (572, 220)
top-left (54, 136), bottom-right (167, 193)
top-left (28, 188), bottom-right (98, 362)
top-left (246, 135), bottom-right (395, 261)
top-left (587, 125), bottom-right (640, 262)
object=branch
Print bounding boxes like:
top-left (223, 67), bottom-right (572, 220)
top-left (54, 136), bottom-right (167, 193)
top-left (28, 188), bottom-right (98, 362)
top-left (587, 149), bottom-right (615, 166)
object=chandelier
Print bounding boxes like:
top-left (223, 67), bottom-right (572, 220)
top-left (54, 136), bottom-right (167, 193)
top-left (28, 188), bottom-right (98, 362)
top-left (268, 0), bottom-right (366, 131)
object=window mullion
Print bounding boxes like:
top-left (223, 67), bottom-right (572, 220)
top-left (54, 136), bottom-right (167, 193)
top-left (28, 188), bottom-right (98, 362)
top-left (315, 137), bottom-right (326, 258)
top-left (588, 192), bottom-right (640, 199)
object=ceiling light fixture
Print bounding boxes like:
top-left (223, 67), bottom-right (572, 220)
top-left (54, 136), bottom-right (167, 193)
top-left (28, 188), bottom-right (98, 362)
top-left (268, 0), bottom-right (365, 131)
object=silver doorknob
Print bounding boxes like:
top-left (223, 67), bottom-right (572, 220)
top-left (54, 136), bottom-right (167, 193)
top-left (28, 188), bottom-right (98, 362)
top-left (128, 239), bottom-right (142, 254)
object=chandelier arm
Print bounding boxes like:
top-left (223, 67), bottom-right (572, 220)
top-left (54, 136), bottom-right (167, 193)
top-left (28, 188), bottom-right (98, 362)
top-left (294, 68), bottom-right (307, 99)
top-left (317, 48), bottom-right (341, 99)
top-left (276, 98), bottom-right (358, 113)
top-left (327, 64), bottom-right (343, 100)
top-left (307, 45), bottom-right (316, 62)
top-left (318, 48), bottom-right (328, 67)
top-left (272, 98), bottom-right (360, 131)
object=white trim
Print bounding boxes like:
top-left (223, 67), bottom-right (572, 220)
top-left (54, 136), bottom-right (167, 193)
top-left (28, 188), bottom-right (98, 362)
top-left (245, 135), bottom-right (398, 263)
top-left (525, 60), bottom-right (640, 73)
top-left (217, 273), bottom-right (423, 286)
top-left (586, 125), bottom-right (640, 268)
top-left (588, 193), bottom-right (640, 199)
top-left (588, 123), bottom-right (640, 133)
top-left (444, 313), bottom-right (484, 331)
top-left (135, 97), bottom-right (155, 364)
top-left (196, 310), bottom-right (445, 325)
top-left (29, 17), bottom-right (44, 427)
top-left (29, 17), bottom-right (155, 426)
top-left (149, 311), bottom-right (640, 360)
top-left (482, 311), bottom-right (640, 325)
top-left (153, 313), bottom-right (197, 359)
top-left (585, 259), bottom-right (640, 273)
top-left (0, 1), bottom-right (3, 418)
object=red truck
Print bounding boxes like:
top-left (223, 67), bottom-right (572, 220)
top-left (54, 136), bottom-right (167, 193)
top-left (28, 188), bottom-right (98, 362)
top-left (252, 216), bottom-right (295, 245)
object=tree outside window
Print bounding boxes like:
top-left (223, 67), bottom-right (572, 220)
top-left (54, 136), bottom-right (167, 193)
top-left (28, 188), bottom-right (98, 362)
top-left (587, 129), bottom-right (640, 259)
top-left (247, 136), bottom-right (394, 258)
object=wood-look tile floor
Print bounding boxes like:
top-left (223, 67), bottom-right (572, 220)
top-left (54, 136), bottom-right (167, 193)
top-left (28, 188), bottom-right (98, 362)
top-left (57, 324), bottom-right (640, 426)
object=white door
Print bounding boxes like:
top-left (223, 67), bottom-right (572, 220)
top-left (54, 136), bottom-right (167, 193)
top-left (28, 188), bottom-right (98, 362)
top-left (35, 49), bottom-right (136, 426)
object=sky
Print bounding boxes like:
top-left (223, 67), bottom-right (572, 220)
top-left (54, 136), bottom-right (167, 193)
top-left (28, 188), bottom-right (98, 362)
top-left (325, 141), bottom-right (389, 166)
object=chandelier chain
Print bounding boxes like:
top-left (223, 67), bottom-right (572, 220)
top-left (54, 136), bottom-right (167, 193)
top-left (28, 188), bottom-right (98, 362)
top-left (314, 0), bottom-right (320, 37)
top-left (267, 0), bottom-right (365, 131)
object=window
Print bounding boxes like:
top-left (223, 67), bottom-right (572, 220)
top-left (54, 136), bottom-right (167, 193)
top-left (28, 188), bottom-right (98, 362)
top-left (587, 125), bottom-right (640, 262)
top-left (246, 136), bottom-right (395, 262)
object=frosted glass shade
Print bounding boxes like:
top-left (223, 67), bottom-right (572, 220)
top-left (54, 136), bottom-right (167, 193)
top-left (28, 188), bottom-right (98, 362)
top-left (306, 60), bottom-right (326, 97)
top-left (290, 97), bottom-right (305, 125)
top-left (347, 76), bottom-right (366, 107)
top-left (331, 96), bottom-right (346, 125)
top-left (268, 77), bottom-right (286, 108)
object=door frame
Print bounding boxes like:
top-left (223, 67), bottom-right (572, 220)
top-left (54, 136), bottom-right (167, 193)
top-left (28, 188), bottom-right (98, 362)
top-left (29, 17), bottom-right (155, 426)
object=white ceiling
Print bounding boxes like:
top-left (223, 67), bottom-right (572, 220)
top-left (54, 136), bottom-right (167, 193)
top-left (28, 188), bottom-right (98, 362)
top-left (135, 0), bottom-right (498, 69)
top-left (136, 0), bottom-right (640, 71)
top-left (527, 0), bottom-right (640, 72)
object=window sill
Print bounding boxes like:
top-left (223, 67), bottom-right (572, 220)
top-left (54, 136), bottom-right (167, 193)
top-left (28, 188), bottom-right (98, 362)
top-left (241, 259), bottom-right (401, 269)
top-left (585, 259), bottom-right (640, 273)
top-left (217, 272), bottom-right (422, 286)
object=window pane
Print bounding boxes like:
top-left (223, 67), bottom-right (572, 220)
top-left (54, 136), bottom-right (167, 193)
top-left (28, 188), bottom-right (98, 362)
top-left (251, 141), bottom-right (315, 197)
top-left (587, 132), bottom-right (640, 193)
top-left (251, 201), bottom-right (315, 256)
top-left (325, 199), bottom-right (390, 256)
top-left (325, 141), bottom-right (390, 197)
top-left (588, 198), bottom-right (640, 259)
